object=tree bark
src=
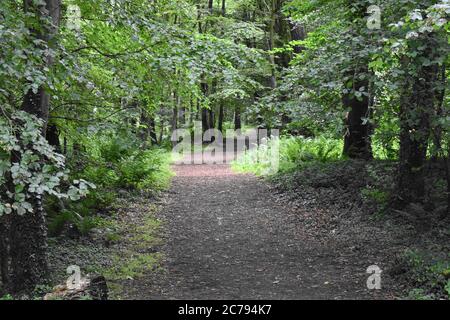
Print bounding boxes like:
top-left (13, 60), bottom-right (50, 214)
top-left (342, 71), bottom-right (372, 160)
top-left (341, 1), bottom-right (375, 160)
top-left (140, 110), bottom-right (158, 146)
top-left (234, 106), bottom-right (241, 130)
top-left (159, 119), bottom-right (164, 143)
top-left (148, 116), bottom-right (158, 145)
top-left (5, 0), bottom-right (62, 294)
top-left (397, 37), bottom-right (441, 205)
top-left (201, 82), bottom-right (210, 132)
top-left (289, 22), bottom-right (306, 54)
top-left (222, 0), bottom-right (226, 16)
top-left (208, 0), bottom-right (214, 13)
top-left (0, 215), bottom-right (10, 290)
top-left (46, 124), bottom-right (61, 153)
top-left (9, 204), bottom-right (49, 293)
top-left (202, 108), bottom-right (209, 133)
top-left (267, 0), bottom-right (277, 89)
top-left (218, 103), bottom-right (224, 132)
top-left (172, 100), bottom-right (178, 133)
top-left (208, 109), bottom-right (214, 129)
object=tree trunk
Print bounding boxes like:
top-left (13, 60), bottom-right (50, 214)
top-left (22, 88), bottom-right (51, 134)
top-left (267, 0), bottom-right (277, 89)
top-left (9, 205), bottom-right (49, 293)
top-left (172, 104), bottom-right (178, 133)
top-left (431, 64), bottom-right (446, 161)
top-left (5, 0), bottom-right (62, 294)
top-left (341, 1), bottom-right (375, 160)
top-left (222, 0), bottom-right (226, 16)
top-left (342, 70), bottom-right (372, 160)
top-left (208, 0), bottom-right (214, 13)
top-left (148, 116), bottom-right (158, 145)
top-left (46, 124), bottom-right (61, 153)
top-left (290, 22), bottom-right (306, 54)
top-left (201, 82), bottom-right (209, 132)
top-left (445, 146), bottom-right (450, 216)
top-left (202, 108), bottom-right (209, 133)
top-left (140, 111), bottom-right (158, 146)
top-left (0, 215), bottom-right (10, 290)
top-left (208, 109), bottom-right (214, 129)
top-left (63, 136), bottom-right (67, 155)
top-left (234, 106), bottom-right (241, 130)
top-left (218, 103), bottom-right (224, 132)
top-left (159, 119), bottom-right (164, 143)
top-left (397, 38), bottom-right (441, 205)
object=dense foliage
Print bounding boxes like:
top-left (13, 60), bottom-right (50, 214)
top-left (0, 0), bottom-right (448, 297)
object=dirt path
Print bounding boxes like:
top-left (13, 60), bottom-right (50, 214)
top-left (124, 162), bottom-right (391, 300)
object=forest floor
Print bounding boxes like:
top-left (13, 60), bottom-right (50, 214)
top-left (46, 158), bottom-right (449, 300)
top-left (121, 162), bottom-right (397, 300)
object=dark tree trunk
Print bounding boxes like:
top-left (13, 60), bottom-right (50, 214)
top-left (267, 0), bottom-right (277, 89)
top-left (208, 109), bottom-right (214, 129)
top-left (234, 106), bottom-right (241, 130)
top-left (202, 108), bottom-right (209, 133)
top-left (273, 0), bottom-right (291, 69)
top-left (5, 0), bottom-right (62, 294)
top-left (431, 64), bottom-right (446, 161)
top-left (9, 205), bottom-right (49, 293)
top-left (46, 124), bottom-right (61, 153)
top-left (218, 103), bottom-right (224, 132)
top-left (289, 22), bottom-right (306, 54)
top-left (341, 1), bottom-right (375, 160)
top-left (179, 107), bottom-right (186, 125)
top-left (209, 80), bottom-right (217, 130)
top-left (63, 136), bottom-right (67, 155)
top-left (140, 111), bottom-right (158, 146)
top-left (148, 116), bottom-right (158, 145)
top-left (0, 215), bottom-right (10, 290)
top-left (208, 0), bottom-right (213, 13)
top-left (222, 0), bottom-right (226, 16)
top-left (397, 37), bottom-right (441, 206)
top-left (342, 70), bottom-right (372, 160)
top-left (172, 105), bottom-right (178, 133)
top-left (159, 119), bottom-right (164, 143)
top-left (445, 145), bottom-right (450, 216)
top-left (22, 88), bottom-right (51, 134)
top-left (201, 82), bottom-right (209, 132)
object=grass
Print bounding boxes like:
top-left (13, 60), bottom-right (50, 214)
top-left (81, 202), bottom-right (165, 299)
top-left (103, 252), bottom-right (163, 281)
top-left (131, 216), bottom-right (163, 248)
top-left (0, 294), bottom-right (13, 300)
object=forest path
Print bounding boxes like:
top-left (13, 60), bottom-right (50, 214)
top-left (124, 162), bottom-right (386, 300)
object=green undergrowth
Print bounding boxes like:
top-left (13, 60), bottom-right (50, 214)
top-left (232, 136), bottom-right (344, 176)
top-left (46, 132), bottom-right (173, 237)
top-left (399, 249), bottom-right (450, 300)
top-left (82, 201), bottom-right (164, 299)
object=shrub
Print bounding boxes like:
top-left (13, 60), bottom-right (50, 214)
top-left (116, 149), bottom-right (173, 190)
top-left (233, 135), bottom-right (343, 176)
top-left (401, 249), bottom-right (450, 300)
top-left (46, 132), bottom-right (173, 237)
